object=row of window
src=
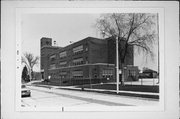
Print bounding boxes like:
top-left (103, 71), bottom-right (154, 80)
top-left (73, 45), bottom-right (83, 53)
top-left (72, 70), bottom-right (83, 77)
top-left (72, 58), bottom-right (84, 66)
top-left (59, 71), bottom-right (67, 75)
top-left (50, 57), bottom-right (86, 69)
top-left (49, 68), bottom-right (135, 78)
top-left (50, 45), bottom-right (85, 60)
top-left (49, 73), bottom-right (66, 79)
top-left (102, 69), bottom-right (114, 78)
top-left (102, 75), bottom-right (113, 78)
top-left (50, 55), bottom-right (56, 62)
top-left (59, 61), bottom-right (67, 66)
top-left (59, 51), bottom-right (67, 58)
top-left (102, 69), bottom-right (114, 76)
top-left (128, 70), bottom-right (137, 76)
top-left (49, 70), bottom-right (83, 79)
top-left (48, 69), bottom-right (114, 78)
top-left (49, 64), bottom-right (56, 69)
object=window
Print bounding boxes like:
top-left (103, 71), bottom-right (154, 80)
top-left (59, 61), bottom-right (67, 65)
top-left (102, 69), bottom-right (113, 77)
top-left (59, 61), bottom-right (67, 67)
top-left (49, 64), bottom-right (56, 69)
top-left (50, 55), bottom-right (56, 62)
top-left (73, 58), bottom-right (83, 65)
top-left (50, 54), bottom-right (56, 59)
top-left (72, 70), bottom-right (83, 78)
top-left (46, 41), bottom-right (49, 45)
top-left (85, 57), bottom-right (88, 64)
top-left (59, 51), bottom-right (67, 58)
top-left (73, 45), bottom-right (83, 54)
top-left (59, 72), bottom-right (67, 78)
top-left (59, 72), bottom-right (67, 75)
top-left (129, 70), bottom-right (136, 76)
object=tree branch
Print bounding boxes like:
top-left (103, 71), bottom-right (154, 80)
top-left (132, 15), bottom-right (150, 32)
top-left (112, 13), bottom-right (121, 37)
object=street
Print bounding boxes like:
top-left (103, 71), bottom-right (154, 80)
top-left (22, 88), bottom-right (126, 107)
top-left (21, 85), bottom-right (159, 108)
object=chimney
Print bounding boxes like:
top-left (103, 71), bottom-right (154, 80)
top-left (54, 41), bottom-right (56, 46)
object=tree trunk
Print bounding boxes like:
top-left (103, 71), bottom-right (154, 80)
top-left (121, 63), bottom-right (125, 86)
top-left (29, 69), bottom-right (33, 81)
top-left (31, 70), bottom-right (34, 81)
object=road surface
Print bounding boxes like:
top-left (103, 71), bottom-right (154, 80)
top-left (21, 85), bottom-right (159, 109)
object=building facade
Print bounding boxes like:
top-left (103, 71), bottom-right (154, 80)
top-left (40, 37), bottom-right (138, 86)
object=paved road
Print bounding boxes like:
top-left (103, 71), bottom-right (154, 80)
top-left (21, 85), bottom-right (159, 109)
top-left (21, 87), bottom-right (130, 108)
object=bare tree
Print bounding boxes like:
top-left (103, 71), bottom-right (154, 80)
top-left (96, 13), bottom-right (158, 85)
top-left (22, 52), bottom-right (39, 81)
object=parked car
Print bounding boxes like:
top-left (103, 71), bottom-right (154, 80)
top-left (21, 84), bottom-right (31, 97)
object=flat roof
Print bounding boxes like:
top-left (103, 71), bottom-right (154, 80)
top-left (46, 36), bottom-right (106, 56)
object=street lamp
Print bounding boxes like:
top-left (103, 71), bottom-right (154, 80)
top-left (101, 31), bottom-right (119, 93)
top-left (116, 36), bottom-right (119, 94)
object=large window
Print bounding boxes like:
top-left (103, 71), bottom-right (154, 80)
top-left (49, 64), bottom-right (56, 69)
top-left (59, 71), bottom-right (67, 75)
top-left (59, 61), bottom-right (67, 67)
top-left (129, 70), bottom-right (136, 76)
top-left (59, 51), bottom-right (67, 58)
top-left (73, 45), bottom-right (83, 54)
top-left (59, 71), bottom-right (67, 78)
top-left (50, 54), bottom-right (56, 61)
top-left (73, 58), bottom-right (83, 65)
top-left (72, 70), bottom-right (83, 78)
top-left (102, 69), bottom-right (113, 77)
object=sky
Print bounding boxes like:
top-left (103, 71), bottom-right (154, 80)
top-left (21, 14), bottom-right (158, 72)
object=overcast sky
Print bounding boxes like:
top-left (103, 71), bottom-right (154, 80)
top-left (21, 14), bottom-right (158, 72)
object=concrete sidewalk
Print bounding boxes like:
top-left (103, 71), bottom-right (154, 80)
top-left (30, 83), bottom-right (159, 99)
top-left (109, 78), bottom-right (159, 86)
top-left (27, 85), bottom-right (159, 107)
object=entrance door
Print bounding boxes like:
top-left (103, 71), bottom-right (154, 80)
top-left (41, 72), bottom-right (44, 80)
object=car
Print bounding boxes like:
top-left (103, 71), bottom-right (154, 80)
top-left (21, 84), bottom-right (31, 97)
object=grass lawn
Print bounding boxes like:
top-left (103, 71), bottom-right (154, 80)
top-left (32, 81), bottom-right (159, 93)
top-left (31, 81), bottom-right (159, 99)
top-left (32, 81), bottom-right (63, 86)
top-left (76, 84), bottom-right (159, 93)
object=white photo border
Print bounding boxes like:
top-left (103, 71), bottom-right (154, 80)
top-left (16, 7), bottom-right (164, 112)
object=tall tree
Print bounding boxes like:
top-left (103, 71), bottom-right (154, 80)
top-left (22, 52), bottom-right (39, 81)
top-left (21, 66), bottom-right (29, 82)
top-left (96, 13), bottom-right (157, 85)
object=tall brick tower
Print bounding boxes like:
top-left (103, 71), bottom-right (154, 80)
top-left (41, 37), bottom-right (52, 48)
top-left (40, 37), bottom-right (59, 80)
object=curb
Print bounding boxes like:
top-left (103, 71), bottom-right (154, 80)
top-left (58, 87), bottom-right (159, 99)
top-left (31, 84), bottom-right (159, 99)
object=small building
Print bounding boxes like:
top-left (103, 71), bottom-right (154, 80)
top-left (139, 68), bottom-right (158, 78)
top-left (123, 65), bottom-right (139, 81)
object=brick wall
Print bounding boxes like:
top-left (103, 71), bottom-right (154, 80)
top-left (88, 38), bottom-right (108, 64)
top-left (40, 37), bottom-right (135, 85)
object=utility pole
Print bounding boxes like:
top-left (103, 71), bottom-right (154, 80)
top-left (157, 13), bottom-right (160, 84)
top-left (116, 36), bottom-right (119, 94)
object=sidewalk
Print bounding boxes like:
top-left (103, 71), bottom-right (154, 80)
top-left (109, 78), bottom-right (159, 86)
top-left (27, 85), bottom-right (159, 107)
top-left (30, 82), bottom-right (159, 99)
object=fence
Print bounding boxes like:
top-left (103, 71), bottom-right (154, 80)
top-left (124, 78), bottom-right (159, 86)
